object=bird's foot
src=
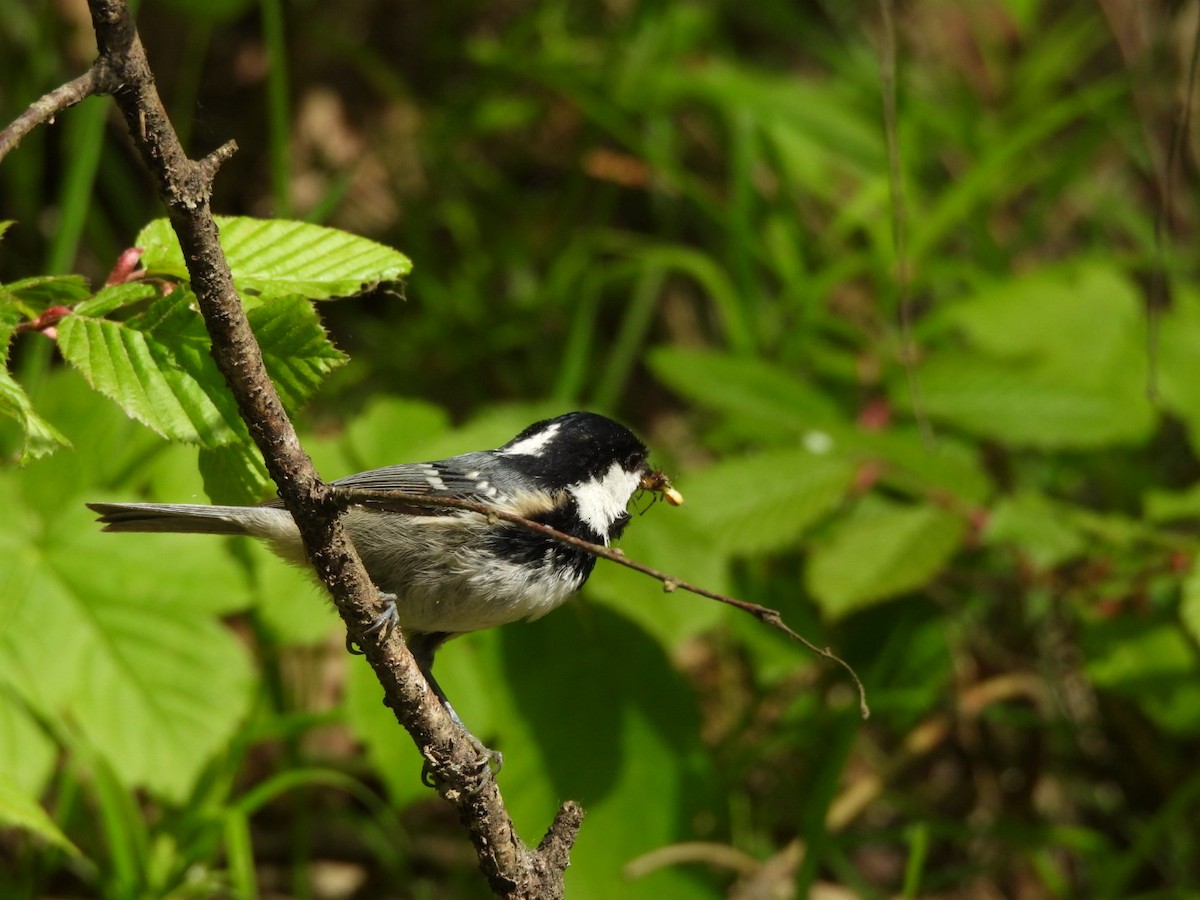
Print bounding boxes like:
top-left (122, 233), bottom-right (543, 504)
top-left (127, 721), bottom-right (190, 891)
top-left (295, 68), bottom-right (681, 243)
top-left (422, 734), bottom-right (503, 791)
top-left (345, 592), bottom-right (399, 655)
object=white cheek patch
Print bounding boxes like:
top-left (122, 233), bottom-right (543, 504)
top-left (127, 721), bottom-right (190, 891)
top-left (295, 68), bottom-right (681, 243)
top-left (569, 461), bottom-right (642, 543)
top-left (501, 422), bottom-right (560, 457)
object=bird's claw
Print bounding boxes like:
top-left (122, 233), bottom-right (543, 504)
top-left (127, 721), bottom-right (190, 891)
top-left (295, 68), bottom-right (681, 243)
top-left (345, 592), bottom-right (399, 655)
top-left (421, 738), bottom-right (503, 791)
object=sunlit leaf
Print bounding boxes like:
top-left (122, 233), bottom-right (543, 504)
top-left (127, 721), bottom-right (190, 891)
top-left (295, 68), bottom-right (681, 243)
top-left (136, 217), bottom-right (412, 300)
top-left (0, 775), bottom-right (79, 855)
top-left (57, 292), bottom-right (244, 445)
top-left (58, 290), bottom-right (345, 447)
top-left (0, 502), bottom-right (255, 801)
top-left (1, 305), bottom-right (70, 461)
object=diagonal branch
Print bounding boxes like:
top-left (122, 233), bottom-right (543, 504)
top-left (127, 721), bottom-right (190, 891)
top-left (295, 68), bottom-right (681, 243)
top-left (0, 1), bottom-right (579, 895)
top-left (334, 487), bottom-right (871, 719)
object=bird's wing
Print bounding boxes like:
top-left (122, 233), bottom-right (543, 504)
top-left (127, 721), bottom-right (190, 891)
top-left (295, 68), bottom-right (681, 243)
top-left (329, 452), bottom-right (513, 513)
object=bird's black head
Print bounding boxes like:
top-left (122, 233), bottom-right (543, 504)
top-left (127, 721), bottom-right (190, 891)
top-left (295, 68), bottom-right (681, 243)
top-left (497, 411), bottom-right (649, 489)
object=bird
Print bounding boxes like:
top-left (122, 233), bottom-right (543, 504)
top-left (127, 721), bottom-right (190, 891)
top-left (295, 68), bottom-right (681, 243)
top-left (87, 411), bottom-right (682, 764)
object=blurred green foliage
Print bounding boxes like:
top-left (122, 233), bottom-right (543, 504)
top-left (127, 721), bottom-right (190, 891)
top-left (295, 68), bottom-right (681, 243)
top-left (3, 0), bottom-right (1200, 897)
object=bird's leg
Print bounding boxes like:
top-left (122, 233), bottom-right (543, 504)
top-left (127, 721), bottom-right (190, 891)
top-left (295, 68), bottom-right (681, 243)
top-left (407, 632), bottom-right (503, 788)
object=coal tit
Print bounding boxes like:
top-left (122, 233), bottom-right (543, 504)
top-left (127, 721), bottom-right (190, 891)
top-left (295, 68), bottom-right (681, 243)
top-left (87, 411), bottom-right (681, 739)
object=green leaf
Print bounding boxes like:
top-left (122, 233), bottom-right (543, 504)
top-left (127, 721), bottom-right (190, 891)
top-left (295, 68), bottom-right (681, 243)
top-left (338, 396), bottom-right (452, 472)
top-left (0, 774), bottom-right (79, 855)
top-left (1, 308), bottom-right (71, 461)
top-left (681, 449), bottom-right (857, 555)
top-left (850, 427), bottom-right (991, 506)
top-left (941, 263), bottom-right (1141, 379)
top-left (0, 274), bottom-right (91, 315)
top-left (0, 503), bottom-right (255, 801)
top-left (984, 492), bottom-right (1088, 570)
top-left (0, 371), bottom-right (71, 463)
top-left (1181, 560), bottom-right (1200, 647)
top-left (497, 607), bottom-right (715, 900)
top-left (1084, 617), bottom-right (1200, 735)
top-left (585, 505), bottom-right (729, 648)
top-left (57, 292), bottom-right (245, 445)
top-left (648, 346), bottom-right (841, 439)
top-left (806, 499), bottom-right (966, 619)
top-left (57, 290), bottom-right (345, 447)
top-left (343, 650), bottom-right (436, 808)
top-left (250, 295), bottom-right (348, 412)
top-left (247, 540), bottom-right (338, 645)
top-left (912, 263), bottom-right (1155, 449)
top-left (915, 353), bottom-right (1153, 449)
top-left (74, 281), bottom-right (159, 318)
top-left (1155, 284), bottom-right (1200, 458)
top-left (0, 694), bottom-right (57, 799)
top-left (1143, 483), bottom-right (1200, 523)
top-left (136, 217), bottom-right (412, 300)
top-left (198, 443), bottom-right (271, 505)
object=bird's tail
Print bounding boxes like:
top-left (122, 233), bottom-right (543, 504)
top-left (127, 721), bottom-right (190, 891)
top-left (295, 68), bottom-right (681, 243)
top-left (86, 502), bottom-right (296, 541)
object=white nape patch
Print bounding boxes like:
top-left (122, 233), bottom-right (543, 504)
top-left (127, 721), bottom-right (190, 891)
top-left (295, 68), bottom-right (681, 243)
top-left (501, 422), bottom-right (561, 457)
top-left (568, 461), bottom-right (642, 543)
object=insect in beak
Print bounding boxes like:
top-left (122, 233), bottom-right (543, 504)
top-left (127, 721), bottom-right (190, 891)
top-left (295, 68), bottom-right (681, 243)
top-left (640, 470), bottom-right (684, 507)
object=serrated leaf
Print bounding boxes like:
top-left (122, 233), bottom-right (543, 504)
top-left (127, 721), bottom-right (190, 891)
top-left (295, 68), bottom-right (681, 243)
top-left (2, 312), bottom-right (71, 462)
top-left (0, 774), bottom-right (79, 855)
top-left (682, 449), bottom-right (857, 555)
top-left (0, 371), bottom-right (71, 462)
top-left (806, 500), bottom-right (965, 619)
top-left (0, 274), bottom-right (91, 315)
top-left (57, 293), bottom-right (245, 445)
top-left (74, 281), bottom-right (159, 317)
top-left (249, 295), bottom-right (348, 411)
top-left (137, 216), bottom-right (412, 300)
top-left (58, 290), bottom-right (344, 447)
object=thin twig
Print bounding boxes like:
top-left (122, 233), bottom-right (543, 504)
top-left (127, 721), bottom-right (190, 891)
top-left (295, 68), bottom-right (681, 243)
top-left (0, 66), bottom-right (112, 163)
top-left (876, 0), bottom-right (932, 445)
top-left (334, 486), bottom-right (871, 720)
top-left (1146, 9), bottom-right (1200, 402)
